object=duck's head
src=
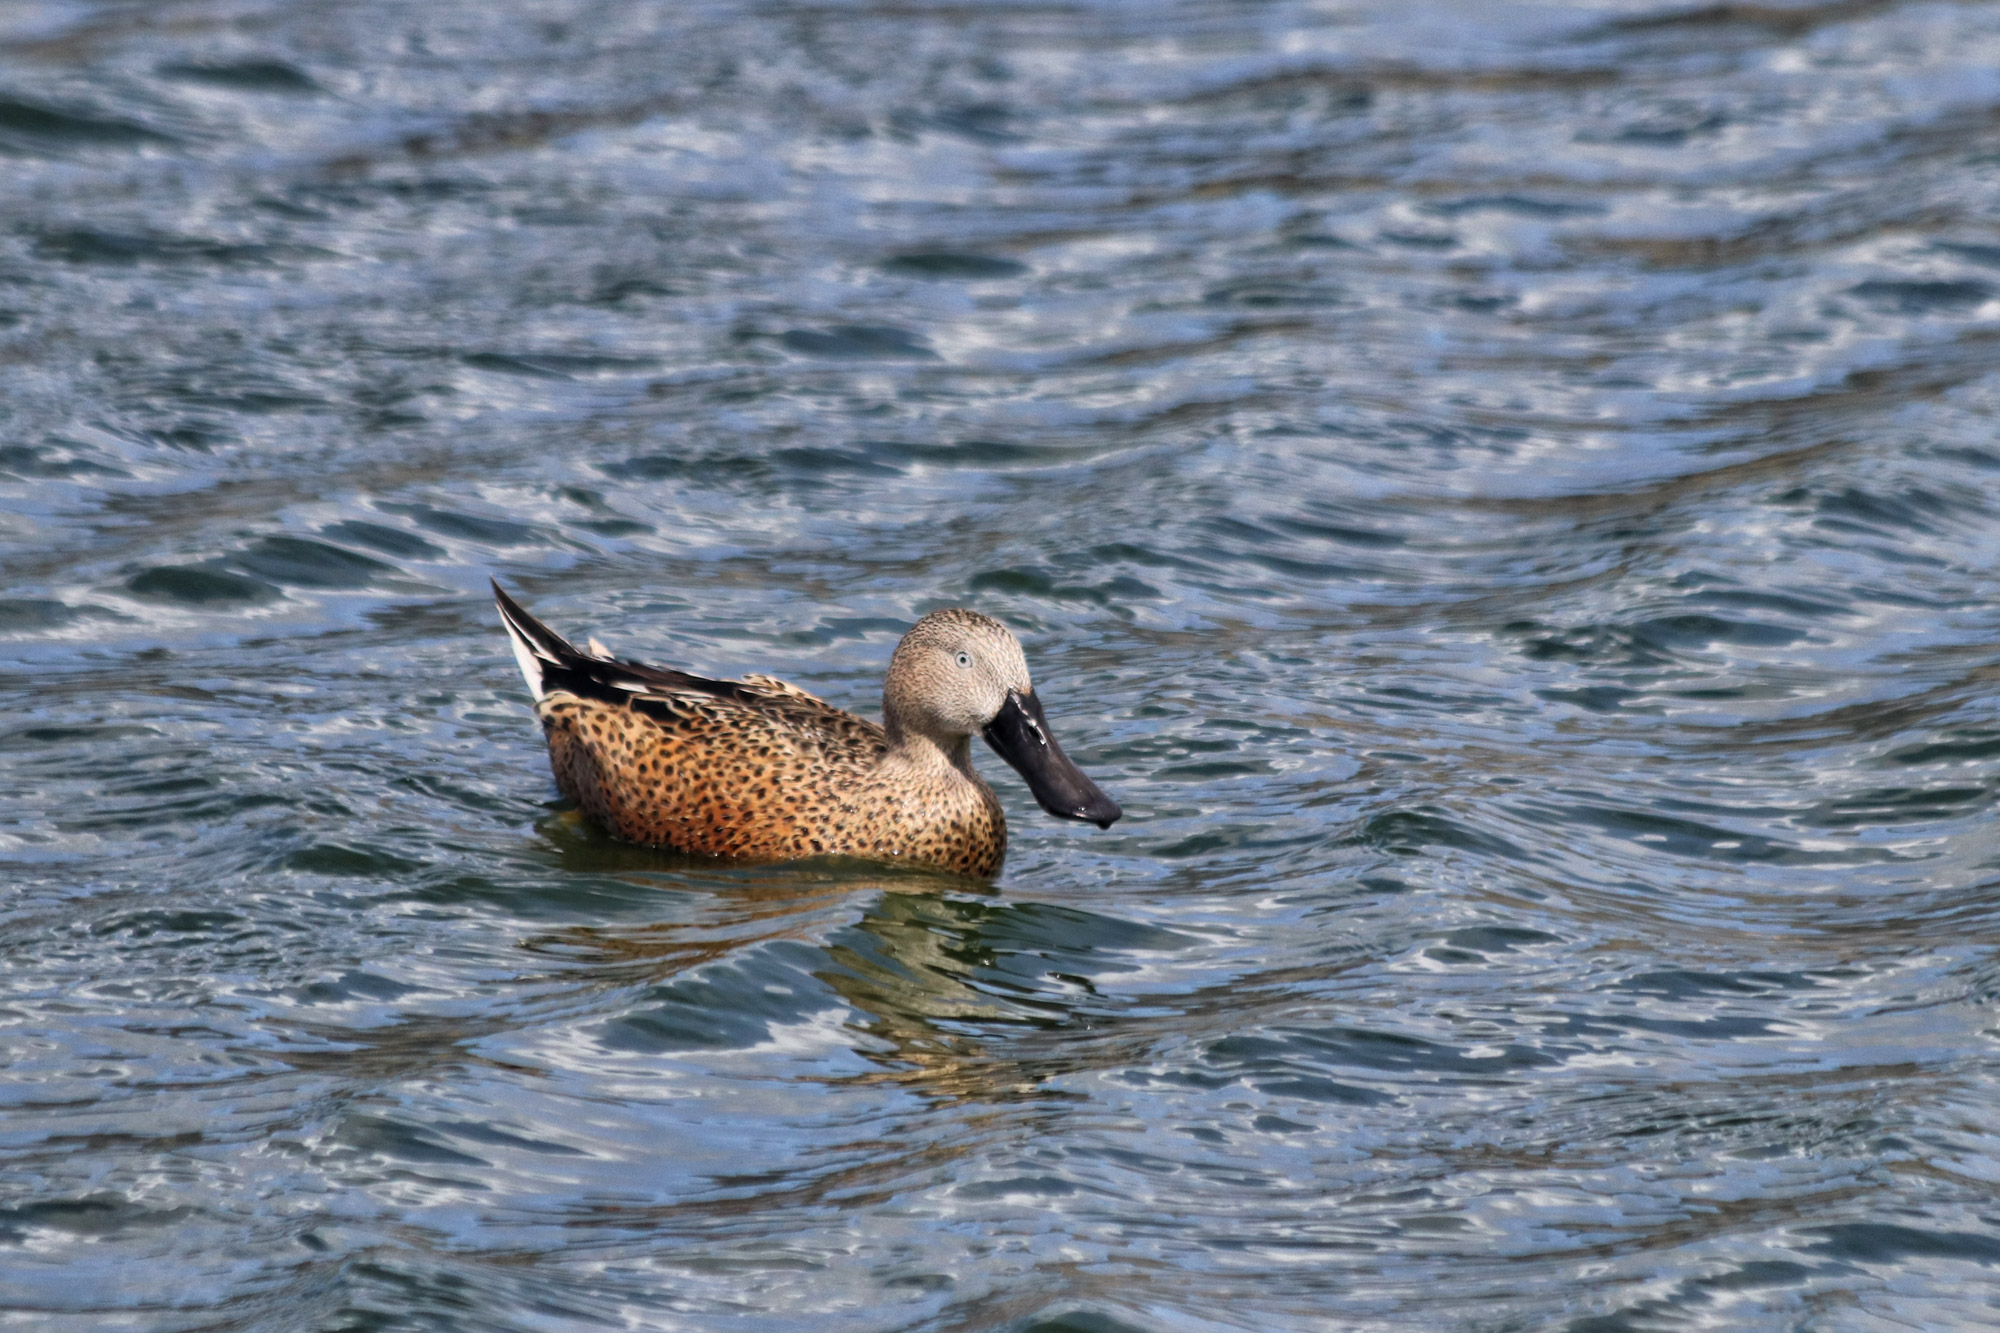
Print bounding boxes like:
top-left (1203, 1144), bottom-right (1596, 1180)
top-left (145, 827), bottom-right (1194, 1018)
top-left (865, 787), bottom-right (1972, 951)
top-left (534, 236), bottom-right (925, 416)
top-left (883, 609), bottom-right (1122, 829)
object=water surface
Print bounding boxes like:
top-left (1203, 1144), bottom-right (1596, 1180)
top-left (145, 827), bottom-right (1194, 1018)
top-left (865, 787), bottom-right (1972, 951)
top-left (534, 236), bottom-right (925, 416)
top-left (5, 1), bottom-right (2000, 1328)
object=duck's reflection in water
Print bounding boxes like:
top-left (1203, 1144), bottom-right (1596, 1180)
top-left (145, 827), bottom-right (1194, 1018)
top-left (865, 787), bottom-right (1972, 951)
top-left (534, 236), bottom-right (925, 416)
top-left (522, 824), bottom-right (1156, 1105)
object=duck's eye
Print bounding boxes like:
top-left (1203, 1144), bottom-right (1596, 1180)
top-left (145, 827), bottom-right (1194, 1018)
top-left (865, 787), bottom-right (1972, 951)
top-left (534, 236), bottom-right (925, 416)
top-left (954, 651), bottom-right (973, 669)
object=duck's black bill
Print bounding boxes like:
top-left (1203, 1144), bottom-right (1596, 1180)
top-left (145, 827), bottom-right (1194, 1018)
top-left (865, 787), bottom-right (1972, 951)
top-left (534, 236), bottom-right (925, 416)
top-left (981, 689), bottom-right (1122, 829)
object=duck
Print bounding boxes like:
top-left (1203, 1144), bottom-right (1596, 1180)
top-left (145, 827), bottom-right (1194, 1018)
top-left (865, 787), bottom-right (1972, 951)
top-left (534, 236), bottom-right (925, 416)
top-left (492, 581), bottom-right (1120, 877)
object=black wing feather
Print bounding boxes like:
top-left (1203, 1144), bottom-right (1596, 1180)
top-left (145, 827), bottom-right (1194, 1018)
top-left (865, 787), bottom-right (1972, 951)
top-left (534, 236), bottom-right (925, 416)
top-left (491, 579), bottom-right (756, 708)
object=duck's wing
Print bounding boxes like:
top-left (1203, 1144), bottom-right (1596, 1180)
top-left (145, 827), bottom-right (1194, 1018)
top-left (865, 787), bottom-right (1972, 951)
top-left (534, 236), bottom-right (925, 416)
top-left (492, 580), bottom-right (885, 759)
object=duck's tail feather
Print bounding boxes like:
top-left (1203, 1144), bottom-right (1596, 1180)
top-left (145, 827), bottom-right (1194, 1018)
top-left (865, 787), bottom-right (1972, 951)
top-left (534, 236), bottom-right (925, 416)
top-left (492, 578), bottom-right (579, 701)
top-left (491, 580), bottom-right (758, 709)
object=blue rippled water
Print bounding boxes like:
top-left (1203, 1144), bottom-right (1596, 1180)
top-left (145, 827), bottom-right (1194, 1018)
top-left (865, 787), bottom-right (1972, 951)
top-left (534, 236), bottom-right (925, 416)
top-left (5, 1), bottom-right (2000, 1328)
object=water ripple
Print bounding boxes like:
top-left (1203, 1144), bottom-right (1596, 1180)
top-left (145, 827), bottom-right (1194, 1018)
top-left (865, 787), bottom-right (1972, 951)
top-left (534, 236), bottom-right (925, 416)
top-left (5, 0), bottom-right (2000, 1327)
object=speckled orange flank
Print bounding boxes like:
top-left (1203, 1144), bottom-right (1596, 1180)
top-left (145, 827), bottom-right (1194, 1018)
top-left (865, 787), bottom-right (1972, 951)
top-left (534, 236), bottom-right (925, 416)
top-left (536, 675), bottom-right (1007, 876)
top-left (495, 585), bottom-right (1010, 877)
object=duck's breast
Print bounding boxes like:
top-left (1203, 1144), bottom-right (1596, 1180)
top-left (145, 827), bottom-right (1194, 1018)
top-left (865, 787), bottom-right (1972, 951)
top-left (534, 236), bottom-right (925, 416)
top-left (850, 760), bottom-right (1008, 877)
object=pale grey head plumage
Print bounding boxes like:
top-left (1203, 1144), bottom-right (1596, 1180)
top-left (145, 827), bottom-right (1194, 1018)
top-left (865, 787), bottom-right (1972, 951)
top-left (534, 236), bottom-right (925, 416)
top-left (883, 608), bottom-right (1120, 829)
top-left (882, 608), bottom-right (1032, 745)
